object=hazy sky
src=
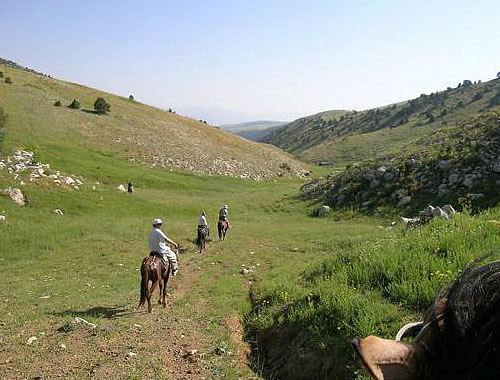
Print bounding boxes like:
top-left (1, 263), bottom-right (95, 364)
top-left (1, 0), bottom-right (499, 123)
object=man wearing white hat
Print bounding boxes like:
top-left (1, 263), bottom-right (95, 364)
top-left (218, 204), bottom-right (230, 227)
top-left (149, 218), bottom-right (179, 275)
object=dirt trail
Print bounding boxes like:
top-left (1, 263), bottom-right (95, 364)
top-left (1, 251), bottom-right (221, 379)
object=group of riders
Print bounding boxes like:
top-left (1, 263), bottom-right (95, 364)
top-left (148, 204), bottom-right (230, 276)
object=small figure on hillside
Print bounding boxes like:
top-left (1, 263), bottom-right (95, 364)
top-left (128, 181), bottom-right (134, 194)
top-left (149, 218), bottom-right (179, 275)
top-left (197, 212), bottom-right (210, 252)
top-left (218, 204), bottom-right (230, 227)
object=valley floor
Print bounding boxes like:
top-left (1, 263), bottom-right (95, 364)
top-left (0, 162), bottom-right (384, 379)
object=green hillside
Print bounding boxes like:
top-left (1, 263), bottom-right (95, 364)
top-left (0, 64), bottom-right (305, 180)
top-left (264, 78), bottom-right (500, 166)
top-left (2, 62), bottom-right (500, 380)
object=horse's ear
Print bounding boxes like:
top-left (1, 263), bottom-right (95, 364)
top-left (352, 336), bottom-right (419, 380)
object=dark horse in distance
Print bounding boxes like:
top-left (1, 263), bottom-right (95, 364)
top-left (197, 225), bottom-right (209, 253)
top-left (217, 219), bottom-right (229, 241)
top-left (138, 253), bottom-right (171, 313)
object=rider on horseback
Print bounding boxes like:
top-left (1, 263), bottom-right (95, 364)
top-left (149, 218), bottom-right (179, 276)
top-left (218, 204), bottom-right (230, 227)
top-left (197, 212), bottom-right (209, 248)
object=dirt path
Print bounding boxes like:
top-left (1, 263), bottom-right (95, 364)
top-left (1, 248), bottom-right (249, 379)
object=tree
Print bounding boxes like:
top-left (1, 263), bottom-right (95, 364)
top-left (5, 77), bottom-right (12, 84)
top-left (54, 100), bottom-right (61, 106)
top-left (69, 99), bottom-right (80, 109)
top-left (462, 80), bottom-right (472, 87)
top-left (0, 71), bottom-right (3, 78)
top-left (497, 71), bottom-right (500, 80)
top-left (129, 94), bottom-right (134, 101)
top-left (94, 97), bottom-right (110, 114)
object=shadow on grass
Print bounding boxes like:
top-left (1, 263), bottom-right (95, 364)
top-left (81, 109), bottom-right (99, 114)
top-left (52, 305), bottom-right (132, 319)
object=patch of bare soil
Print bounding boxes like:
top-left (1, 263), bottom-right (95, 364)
top-left (224, 315), bottom-right (251, 367)
top-left (0, 254), bottom-right (212, 379)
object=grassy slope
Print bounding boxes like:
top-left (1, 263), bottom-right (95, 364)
top-left (0, 65), bottom-right (303, 179)
top-left (265, 79), bottom-right (500, 166)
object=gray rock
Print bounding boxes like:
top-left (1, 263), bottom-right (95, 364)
top-left (438, 184), bottom-right (449, 196)
top-left (463, 174), bottom-right (475, 189)
top-left (491, 161), bottom-right (500, 173)
top-left (442, 204), bottom-right (456, 217)
top-left (432, 206), bottom-right (449, 219)
top-left (397, 196), bottom-right (412, 207)
top-left (3, 188), bottom-right (25, 206)
top-left (448, 173), bottom-right (461, 185)
top-left (468, 193), bottom-right (485, 199)
top-left (317, 205), bottom-right (330, 217)
top-left (438, 160), bottom-right (453, 171)
top-left (117, 184), bottom-right (127, 192)
top-left (370, 179), bottom-right (380, 189)
top-left (383, 171), bottom-right (396, 182)
top-left (364, 171), bottom-right (376, 181)
top-left (375, 167), bottom-right (387, 178)
top-left (420, 205), bottom-right (435, 218)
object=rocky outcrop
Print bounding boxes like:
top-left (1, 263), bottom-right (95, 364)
top-left (0, 150), bottom-right (84, 190)
top-left (300, 112), bottom-right (500, 211)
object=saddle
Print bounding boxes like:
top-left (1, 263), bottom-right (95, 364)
top-left (149, 251), bottom-right (167, 268)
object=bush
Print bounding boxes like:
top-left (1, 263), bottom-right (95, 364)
top-left (54, 100), bottom-right (61, 107)
top-left (0, 71), bottom-right (3, 78)
top-left (5, 77), bottom-right (12, 84)
top-left (68, 99), bottom-right (80, 109)
top-left (472, 92), bottom-right (484, 102)
top-left (93, 97), bottom-right (110, 114)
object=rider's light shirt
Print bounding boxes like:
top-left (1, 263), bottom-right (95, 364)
top-left (219, 208), bottom-right (228, 219)
top-left (149, 227), bottom-right (169, 253)
top-left (198, 215), bottom-right (207, 226)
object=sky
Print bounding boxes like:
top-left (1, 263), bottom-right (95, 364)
top-left (1, 0), bottom-right (499, 124)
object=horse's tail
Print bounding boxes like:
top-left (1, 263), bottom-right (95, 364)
top-left (139, 257), bottom-right (149, 308)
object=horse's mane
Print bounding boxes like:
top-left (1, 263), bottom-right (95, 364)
top-left (425, 259), bottom-right (500, 379)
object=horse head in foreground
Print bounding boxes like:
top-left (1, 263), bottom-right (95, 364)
top-left (353, 260), bottom-right (500, 380)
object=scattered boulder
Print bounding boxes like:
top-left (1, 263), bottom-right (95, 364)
top-left (0, 215), bottom-right (5, 222)
top-left (117, 184), bottom-right (127, 192)
top-left (316, 205), bottom-right (330, 217)
top-left (72, 317), bottom-right (96, 329)
top-left (54, 209), bottom-right (64, 216)
top-left (3, 188), bottom-right (26, 206)
top-left (403, 204), bottom-right (457, 227)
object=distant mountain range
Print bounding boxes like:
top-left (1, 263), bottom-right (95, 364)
top-left (220, 120), bottom-right (287, 141)
top-left (172, 105), bottom-right (305, 125)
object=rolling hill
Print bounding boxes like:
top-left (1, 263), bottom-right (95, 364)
top-left (264, 78), bottom-right (500, 166)
top-left (0, 61), bottom-right (306, 181)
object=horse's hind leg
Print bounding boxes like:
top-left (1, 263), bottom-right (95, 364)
top-left (158, 279), bottom-right (163, 304)
top-left (148, 280), bottom-right (159, 312)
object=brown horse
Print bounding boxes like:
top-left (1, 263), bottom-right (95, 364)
top-left (138, 253), bottom-right (171, 313)
top-left (218, 219), bottom-right (229, 241)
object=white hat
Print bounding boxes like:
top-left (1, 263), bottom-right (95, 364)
top-left (152, 218), bottom-right (163, 225)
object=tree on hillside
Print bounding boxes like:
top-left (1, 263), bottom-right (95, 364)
top-left (5, 77), bottom-right (12, 84)
top-left (129, 94), bottom-right (134, 101)
top-left (94, 97), bottom-right (110, 114)
top-left (69, 99), bottom-right (80, 109)
top-left (462, 80), bottom-right (472, 87)
top-left (0, 71), bottom-right (3, 78)
top-left (497, 71), bottom-right (500, 80)
top-left (54, 100), bottom-right (61, 106)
